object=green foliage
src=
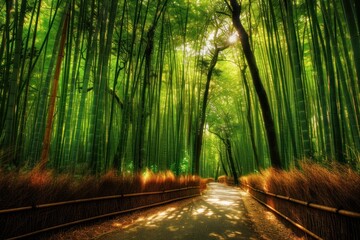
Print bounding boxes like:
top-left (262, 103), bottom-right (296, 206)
top-left (0, 0), bottom-right (358, 177)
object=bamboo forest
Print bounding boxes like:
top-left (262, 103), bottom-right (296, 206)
top-left (1, 0), bottom-right (359, 176)
top-left (1, 0), bottom-right (360, 239)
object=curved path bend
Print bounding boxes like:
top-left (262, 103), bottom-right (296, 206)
top-left (96, 182), bottom-right (260, 240)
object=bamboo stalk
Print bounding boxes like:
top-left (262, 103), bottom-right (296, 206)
top-left (38, 6), bottom-right (70, 170)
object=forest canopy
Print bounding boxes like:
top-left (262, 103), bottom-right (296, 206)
top-left (0, 0), bottom-right (359, 177)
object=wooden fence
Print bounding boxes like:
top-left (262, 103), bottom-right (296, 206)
top-left (0, 186), bottom-right (200, 239)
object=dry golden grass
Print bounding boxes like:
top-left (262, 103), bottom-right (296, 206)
top-left (240, 161), bottom-right (360, 212)
top-left (0, 169), bottom-right (200, 210)
top-left (200, 177), bottom-right (214, 191)
top-left (217, 175), bottom-right (234, 185)
top-left (0, 168), bottom-right (201, 239)
top-left (240, 161), bottom-right (360, 240)
top-left (217, 175), bottom-right (227, 183)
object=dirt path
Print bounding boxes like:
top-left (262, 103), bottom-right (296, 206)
top-left (95, 183), bottom-right (260, 240)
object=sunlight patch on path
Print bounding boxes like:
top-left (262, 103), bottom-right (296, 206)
top-left (96, 183), bottom-right (260, 240)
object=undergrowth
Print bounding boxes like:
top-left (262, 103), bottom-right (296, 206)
top-left (240, 161), bottom-right (360, 212)
top-left (0, 169), bottom-right (200, 210)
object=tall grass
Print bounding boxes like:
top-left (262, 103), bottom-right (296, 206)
top-left (200, 177), bottom-right (214, 191)
top-left (0, 169), bottom-right (201, 239)
top-left (240, 161), bottom-right (360, 212)
top-left (240, 161), bottom-right (360, 239)
top-left (0, 169), bottom-right (200, 210)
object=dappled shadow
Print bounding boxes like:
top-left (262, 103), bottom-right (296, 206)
top-left (99, 183), bottom-right (259, 240)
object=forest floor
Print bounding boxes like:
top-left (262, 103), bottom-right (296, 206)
top-left (45, 183), bottom-right (303, 240)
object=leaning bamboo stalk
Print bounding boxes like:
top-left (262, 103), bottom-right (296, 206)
top-left (38, 7), bottom-right (70, 170)
top-left (228, 0), bottom-right (282, 169)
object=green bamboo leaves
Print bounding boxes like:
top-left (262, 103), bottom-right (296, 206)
top-left (224, 0), bottom-right (360, 173)
top-left (0, 0), bottom-right (359, 176)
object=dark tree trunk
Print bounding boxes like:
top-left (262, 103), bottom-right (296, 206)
top-left (219, 149), bottom-right (229, 176)
top-left (229, 0), bottom-right (282, 169)
top-left (225, 136), bottom-right (239, 185)
top-left (193, 45), bottom-right (228, 175)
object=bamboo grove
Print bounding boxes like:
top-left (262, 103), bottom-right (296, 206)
top-left (0, 0), bottom-right (359, 178)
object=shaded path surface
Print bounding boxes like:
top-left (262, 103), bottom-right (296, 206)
top-left (96, 183), bottom-right (260, 239)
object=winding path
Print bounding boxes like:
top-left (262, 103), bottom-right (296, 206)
top-left (96, 182), bottom-right (260, 240)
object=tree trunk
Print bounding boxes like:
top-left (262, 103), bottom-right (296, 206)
top-left (193, 45), bottom-right (229, 175)
top-left (2, 0), bottom-right (26, 159)
top-left (38, 8), bottom-right (70, 171)
top-left (241, 65), bottom-right (260, 171)
top-left (225, 136), bottom-right (239, 185)
top-left (229, 0), bottom-right (282, 169)
top-left (134, 0), bottom-right (168, 173)
top-left (281, 0), bottom-right (311, 159)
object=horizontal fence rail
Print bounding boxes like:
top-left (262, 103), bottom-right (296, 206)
top-left (1, 186), bottom-right (200, 240)
top-left (0, 186), bottom-right (200, 215)
top-left (241, 183), bottom-right (360, 240)
top-left (243, 184), bottom-right (360, 218)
